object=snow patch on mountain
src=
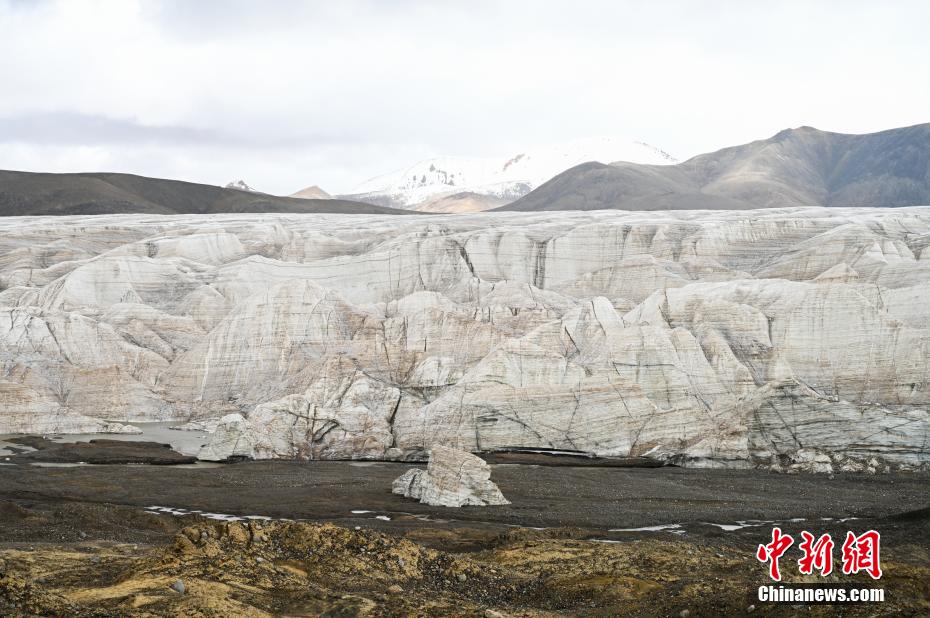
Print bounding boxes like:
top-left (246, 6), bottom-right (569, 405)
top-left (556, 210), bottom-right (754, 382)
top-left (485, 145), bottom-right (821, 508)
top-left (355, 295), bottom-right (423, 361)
top-left (225, 180), bottom-right (256, 192)
top-left (344, 137), bottom-right (677, 210)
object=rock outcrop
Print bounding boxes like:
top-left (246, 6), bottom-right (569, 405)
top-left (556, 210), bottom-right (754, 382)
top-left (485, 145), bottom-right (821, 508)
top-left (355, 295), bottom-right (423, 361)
top-left (392, 445), bottom-right (509, 507)
top-left (1, 208), bottom-right (929, 471)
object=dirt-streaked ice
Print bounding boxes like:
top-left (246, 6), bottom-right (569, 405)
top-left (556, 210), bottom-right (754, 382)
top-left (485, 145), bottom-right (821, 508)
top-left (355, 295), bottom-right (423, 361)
top-left (1, 208), bottom-right (929, 472)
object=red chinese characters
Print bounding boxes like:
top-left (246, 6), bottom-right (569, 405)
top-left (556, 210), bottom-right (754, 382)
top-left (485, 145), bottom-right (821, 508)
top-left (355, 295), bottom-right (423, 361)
top-left (756, 527), bottom-right (795, 581)
top-left (757, 528), bottom-right (882, 581)
top-left (798, 531), bottom-right (834, 576)
top-left (841, 530), bottom-right (882, 579)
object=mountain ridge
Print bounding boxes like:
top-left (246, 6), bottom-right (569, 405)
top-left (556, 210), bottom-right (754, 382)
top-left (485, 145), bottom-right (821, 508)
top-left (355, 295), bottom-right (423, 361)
top-left (498, 123), bottom-right (930, 211)
top-left (0, 170), bottom-right (415, 216)
top-left (289, 185), bottom-right (332, 200)
top-left (339, 137), bottom-right (678, 212)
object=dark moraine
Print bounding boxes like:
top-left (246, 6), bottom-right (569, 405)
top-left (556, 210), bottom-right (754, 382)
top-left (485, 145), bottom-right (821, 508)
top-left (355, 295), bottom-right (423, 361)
top-left (5, 436), bottom-right (196, 465)
top-left (0, 460), bottom-right (927, 545)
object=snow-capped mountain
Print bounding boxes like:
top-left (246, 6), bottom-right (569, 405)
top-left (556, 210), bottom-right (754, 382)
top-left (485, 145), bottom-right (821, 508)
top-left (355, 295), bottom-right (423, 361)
top-left (341, 137), bottom-right (677, 211)
top-left (225, 179), bottom-right (256, 192)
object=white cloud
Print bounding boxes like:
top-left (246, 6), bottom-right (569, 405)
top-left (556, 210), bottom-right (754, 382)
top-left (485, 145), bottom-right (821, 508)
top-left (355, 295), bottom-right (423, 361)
top-left (0, 0), bottom-right (928, 194)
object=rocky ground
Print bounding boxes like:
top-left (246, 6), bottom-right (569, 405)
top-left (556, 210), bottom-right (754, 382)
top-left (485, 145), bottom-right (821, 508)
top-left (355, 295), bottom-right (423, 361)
top-left (0, 460), bottom-right (928, 616)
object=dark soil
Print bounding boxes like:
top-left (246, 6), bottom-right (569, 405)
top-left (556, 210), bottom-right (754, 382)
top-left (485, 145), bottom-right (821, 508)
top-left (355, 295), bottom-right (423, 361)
top-left (0, 459), bottom-right (927, 616)
top-left (2, 459), bottom-right (928, 532)
top-left (6, 437), bottom-right (196, 465)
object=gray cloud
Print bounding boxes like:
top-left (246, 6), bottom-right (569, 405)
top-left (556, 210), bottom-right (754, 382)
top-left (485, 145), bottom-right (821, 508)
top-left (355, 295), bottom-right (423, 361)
top-left (0, 112), bottom-right (225, 146)
top-left (0, 111), bottom-right (375, 149)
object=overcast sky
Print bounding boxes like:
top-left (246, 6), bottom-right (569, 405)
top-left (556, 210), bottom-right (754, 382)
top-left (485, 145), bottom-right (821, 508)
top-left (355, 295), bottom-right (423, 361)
top-left (1, 0), bottom-right (928, 195)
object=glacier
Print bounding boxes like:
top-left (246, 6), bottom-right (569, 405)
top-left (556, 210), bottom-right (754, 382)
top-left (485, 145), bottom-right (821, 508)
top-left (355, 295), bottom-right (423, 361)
top-left (1, 207), bottom-right (929, 472)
